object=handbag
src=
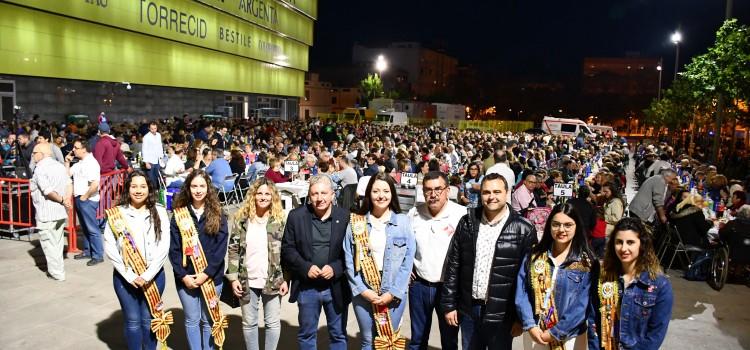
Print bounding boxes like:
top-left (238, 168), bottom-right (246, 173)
top-left (219, 276), bottom-right (241, 308)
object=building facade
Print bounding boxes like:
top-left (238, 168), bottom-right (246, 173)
top-left (0, 0), bottom-right (317, 122)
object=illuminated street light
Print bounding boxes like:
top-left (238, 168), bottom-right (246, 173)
top-left (375, 54), bottom-right (388, 75)
top-left (671, 31), bottom-right (682, 80)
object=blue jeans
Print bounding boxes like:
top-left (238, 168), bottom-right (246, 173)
top-left (147, 162), bottom-right (161, 188)
top-left (113, 269), bottom-right (166, 350)
top-left (352, 294), bottom-right (407, 350)
top-left (408, 280), bottom-right (459, 350)
top-left (460, 304), bottom-right (513, 350)
top-left (75, 197), bottom-right (103, 260)
top-left (297, 286), bottom-right (348, 350)
top-left (177, 281), bottom-right (223, 350)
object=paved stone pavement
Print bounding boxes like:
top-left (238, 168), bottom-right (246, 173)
top-left (1, 154), bottom-right (748, 349)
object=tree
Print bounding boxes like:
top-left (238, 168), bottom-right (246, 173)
top-left (359, 73), bottom-right (384, 106)
top-left (682, 19), bottom-right (750, 160)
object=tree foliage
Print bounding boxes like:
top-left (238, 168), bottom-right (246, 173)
top-left (646, 19), bottom-right (750, 126)
top-left (360, 73), bottom-right (384, 105)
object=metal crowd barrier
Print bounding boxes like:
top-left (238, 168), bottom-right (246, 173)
top-left (65, 168), bottom-right (128, 254)
top-left (0, 178), bottom-right (35, 239)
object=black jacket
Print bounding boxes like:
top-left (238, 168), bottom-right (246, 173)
top-left (441, 205), bottom-right (538, 324)
top-left (281, 205), bottom-right (351, 312)
top-left (670, 205), bottom-right (712, 247)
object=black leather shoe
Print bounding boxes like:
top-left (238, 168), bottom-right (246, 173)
top-left (74, 253), bottom-right (91, 260)
top-left (87, 259), bottom-right (104, 266)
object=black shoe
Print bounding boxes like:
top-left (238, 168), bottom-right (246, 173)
top-left (74, 253), bottom-right (91, 260)
top-left (87, 259), bottom-right (104, 266)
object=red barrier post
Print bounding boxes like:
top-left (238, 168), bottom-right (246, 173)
top-left (66, 197), bottom-right (81, 254)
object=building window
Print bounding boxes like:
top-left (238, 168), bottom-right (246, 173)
top-left (305, 109), bottom-right (310, 118)
top-left (332, 96), bottom-right (337, 104)
top-left (305, 90), bottom-right (310, 101)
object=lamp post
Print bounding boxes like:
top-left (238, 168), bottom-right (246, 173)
top-left (375, 54), bottom-right (387, 77)
top-left (671, 31), bottom-right (682, 80)
top-left (656, 59), bottom-right (663, 101)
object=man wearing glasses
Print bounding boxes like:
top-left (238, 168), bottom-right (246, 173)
top-left (65, 139), bottom-right (103, 266)
top-left (441, 173), bottom-right (537, 349)
top-left (407, 171), bottom-right (466, 350)
top-left (511, 173), bottom-right (538, 214)
top-left (30, 143), bottom-right (72, 281)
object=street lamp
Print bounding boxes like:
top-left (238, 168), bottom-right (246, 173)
top-left (671, 31), bottom-right (682, 80)
top-left (656, 60), bottom-right (663, 101)
top-left (375, 54), bottom-right (387, 76)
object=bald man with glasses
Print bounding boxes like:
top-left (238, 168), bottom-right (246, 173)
top-left (30, 143), bottom-right (72, 281)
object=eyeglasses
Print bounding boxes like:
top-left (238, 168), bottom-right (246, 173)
top-left (551, 222), bottom-right (576, 230)
top-left (73, 146), bottom-right (84, 150)
top-left (424, 187), bottom-right (447, 196)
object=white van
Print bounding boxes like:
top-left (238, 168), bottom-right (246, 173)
top-left (542, 117), bottom-right (595, 138)
top-left (373, 111), bottom-right (408, 126)
top-left (588, 124), bottom-right (617, 137)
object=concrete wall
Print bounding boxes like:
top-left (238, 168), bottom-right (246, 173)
top-left (3, 75), bottom-right (296, 123)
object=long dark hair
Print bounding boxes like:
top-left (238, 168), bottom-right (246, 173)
top-left (172, 169), bottom-right (224, 234)
top-left (117, 170), bottom-right (162, 241)
top-left (463, 161), bottom-right (482, 183)
top-left (355, 172), bottom-right (402, 215)
top-left (601, 217), bottom-right (662, 281)
top-left (532, 202), bottom-right (594, 265)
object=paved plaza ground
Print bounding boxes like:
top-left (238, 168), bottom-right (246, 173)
top-left (1, 158), bottom-right (749, 349)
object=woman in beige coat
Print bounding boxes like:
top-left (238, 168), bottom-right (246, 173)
top-left (602, 182), bottom-right (625, 236)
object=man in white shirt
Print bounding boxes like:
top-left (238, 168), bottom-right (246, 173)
top-left (408, 171), bottom-right (465, 350)
top-left (66, 139), bottom-right (103, 265)
top-left (31, 143), bottom-right (72, 281)
top-left (485, 150), bottom-right (515, 203)
top-left (141, 122), bottom-right (164, 188)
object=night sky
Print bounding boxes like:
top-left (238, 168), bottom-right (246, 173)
top-left (310, 0), bottom-right (750, 84)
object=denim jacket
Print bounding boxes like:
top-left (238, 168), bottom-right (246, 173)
top-left (588, 272), bottom-right (673, 350)
top-left (343, 212), bottom-right (415, 301)
top-left (515, 250), bottom-right (593, 341)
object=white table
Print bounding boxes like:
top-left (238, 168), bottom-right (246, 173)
top-left (276, 180), bottom-right (309, 199)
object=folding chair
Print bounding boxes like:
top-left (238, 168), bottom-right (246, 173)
top-left (219, 174), bottom-right (239, 205)
top-left (666, 224), bottom-right (705, 271)
top-left (236, 173), bottom-right (251, 202)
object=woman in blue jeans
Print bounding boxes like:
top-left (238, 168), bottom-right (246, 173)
top-left (227, 178), bottom-right (289, 350)
top-left (343, 172), bottom-right (415, 350)
top-left (588, 218), bottom-right (673, 350)
top-left (169, 170), bottom-right (229, 350)
top-left (103, 171), bottom-right (170, 350)
top-left (515, 203), bottom-right (595, 349)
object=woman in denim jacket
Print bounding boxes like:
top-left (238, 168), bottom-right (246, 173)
top-left (588, 218), bottom-right (673, 350)
top-left (516, 202), bottom-right (595, 349)
top-left (343, 172), bottom-right (416, 350)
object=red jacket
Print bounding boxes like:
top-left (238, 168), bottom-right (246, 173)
top-left (94, 135), bottom-right (129, 174)
top-left (265, 169), bottom-right (289, 183)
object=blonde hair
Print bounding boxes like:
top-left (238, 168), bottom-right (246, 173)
top-left (235, 178), bottom-right (285, 223)
top-left (676, 193), bottom-right (703, 212)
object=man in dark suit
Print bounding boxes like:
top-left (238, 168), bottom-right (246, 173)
top-left (281, 175), bottom-right (351, 350)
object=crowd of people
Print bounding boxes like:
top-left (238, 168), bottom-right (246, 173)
top-left (11, 113), bottom-right (750, 350)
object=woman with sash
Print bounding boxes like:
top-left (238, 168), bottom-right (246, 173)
top-left (168, 170), bottom-right (229, 350)
top-left (515, 203), bottom-right (595, 350)
top-left (587, 217), bottom-right (673, 350)
top-left (226, 178), bottom-right (288, 350)
top-left (104, 170), bottom-right (172, 350)
top-left (343, 172), bottom-right (415, 350)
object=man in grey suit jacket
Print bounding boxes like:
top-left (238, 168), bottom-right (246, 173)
top-left (281, 175), bottom-right (351, 350)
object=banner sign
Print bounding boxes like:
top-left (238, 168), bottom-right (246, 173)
top-left (0, 3), bottom-right (304, 97)
top-left (6, 0), bottom-right (310, 71)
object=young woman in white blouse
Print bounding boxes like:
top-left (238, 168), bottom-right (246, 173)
top-left (103, 171), bottom-right (170, 350)
top-left (226, 178), bottom-right (289, 350)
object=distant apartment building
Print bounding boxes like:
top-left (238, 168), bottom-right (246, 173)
top-left (583, 57), bottom-right (661, 96)
top-left (582, 57), bottom-right (661, 121)
top-left (352, 42), bottom-right (458, 99)
top-left (300, 73), bottom-right (360, 120)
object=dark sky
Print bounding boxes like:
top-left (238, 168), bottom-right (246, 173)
top-left (310, 0), bottom-right (749, 83)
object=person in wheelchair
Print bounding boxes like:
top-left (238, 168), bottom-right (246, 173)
top-left (719, 204), bottom-right (750, 282)
top-left (669, 193), bottom-right (713, 248)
